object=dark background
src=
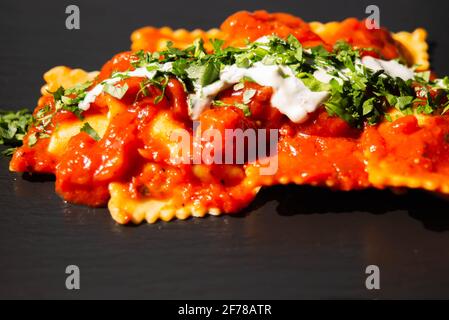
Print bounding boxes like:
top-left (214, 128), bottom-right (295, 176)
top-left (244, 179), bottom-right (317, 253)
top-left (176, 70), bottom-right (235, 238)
top-left (1, 0), bottom-right (449, 299)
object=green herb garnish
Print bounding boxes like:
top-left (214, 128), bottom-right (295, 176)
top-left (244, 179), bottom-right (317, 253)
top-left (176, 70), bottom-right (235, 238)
top-left (0, 109), bottom-right (33, 156)
top-left (80, 122), bottom-right (101, 141)
top-left (212, 100), bottom-right (252, 117)
top-left (103, 83), bottom-right (129, 99)
top-left (26, 35), bottom-right (449, 134)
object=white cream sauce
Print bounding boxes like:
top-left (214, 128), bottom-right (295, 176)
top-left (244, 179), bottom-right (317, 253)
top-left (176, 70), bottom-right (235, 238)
top-left (361, 56), bottom-right (414, 81)
top-left (190, 62), bottom-right (329, 123)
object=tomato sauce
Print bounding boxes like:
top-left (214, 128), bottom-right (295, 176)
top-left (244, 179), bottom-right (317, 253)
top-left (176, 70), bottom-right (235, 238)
top-left (221, 10), bottom-right (327, 48)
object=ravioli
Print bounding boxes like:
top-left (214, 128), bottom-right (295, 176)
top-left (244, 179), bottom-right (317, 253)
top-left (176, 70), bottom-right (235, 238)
top-left (8, 10), bottom-right (449, 224)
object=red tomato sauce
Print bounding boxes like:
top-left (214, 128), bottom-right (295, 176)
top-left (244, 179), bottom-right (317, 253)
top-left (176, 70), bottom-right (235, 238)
top-left (221, 10), bottom-right (327, 48)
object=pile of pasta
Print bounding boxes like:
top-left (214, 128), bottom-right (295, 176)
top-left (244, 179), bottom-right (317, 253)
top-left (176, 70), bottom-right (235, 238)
top-left (10, 11), bottom-right (449, 224)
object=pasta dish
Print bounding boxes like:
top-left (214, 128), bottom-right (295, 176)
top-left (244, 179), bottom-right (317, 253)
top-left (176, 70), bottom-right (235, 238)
top-left (3, 11), bottom-right (449, 224)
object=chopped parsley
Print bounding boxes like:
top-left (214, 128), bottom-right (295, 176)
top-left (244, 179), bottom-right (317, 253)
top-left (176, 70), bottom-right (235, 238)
top-left (243, 89), bottom-right (257, 104)
top-left (0, 109), bottom-right (33, 156)
top-left (49, 83), bottom-right (91, 119)
top-left (125, 35), bottom-right (449, 127)
top-left (80, 122), bottom-right (101, 141)
top-left (212, 100), bottom-right (252, 117)
top-left (28, 35), bottom-right (449, 134)
top-left (103, 83), bottom-right (129, 99)
top-left (27, 132), bottom-right (38, 147)
top-left (6, 34), bottom-right (449, 155)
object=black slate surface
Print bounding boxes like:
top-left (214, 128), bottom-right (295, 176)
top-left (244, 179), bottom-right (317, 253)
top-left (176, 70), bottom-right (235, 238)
top-left (1, 0), bottom-right (449, 299)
